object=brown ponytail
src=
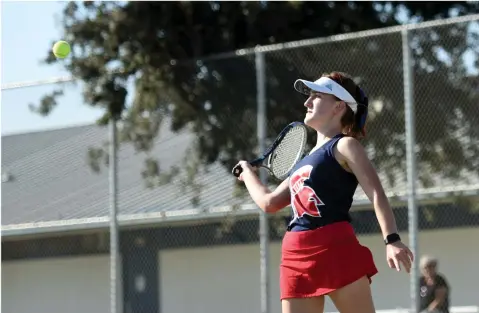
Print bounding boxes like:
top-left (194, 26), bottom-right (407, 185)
top-left (323, 72), bottom-right (368, 139)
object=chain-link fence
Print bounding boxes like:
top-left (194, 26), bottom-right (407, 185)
top-left (2, 14), bottom-right (479, 313)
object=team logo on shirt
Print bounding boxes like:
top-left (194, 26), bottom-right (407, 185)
top-left (289, 165), bottom-right (324, 218)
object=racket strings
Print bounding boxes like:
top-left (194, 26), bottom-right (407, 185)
top-left (270, 125), bottom-right (307, 180)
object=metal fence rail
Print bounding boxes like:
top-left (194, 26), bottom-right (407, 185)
top-left (327, 306), bottom-right (479, 313)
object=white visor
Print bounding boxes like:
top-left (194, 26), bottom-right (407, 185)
top-left (294, 77), bottom-right (358, 113)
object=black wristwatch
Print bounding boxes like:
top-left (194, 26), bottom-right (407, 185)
top-left (384, 233), bottom-right (401, 245)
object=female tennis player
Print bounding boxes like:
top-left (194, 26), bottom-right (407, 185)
top-left (234, 71), bottom-right (414, 313)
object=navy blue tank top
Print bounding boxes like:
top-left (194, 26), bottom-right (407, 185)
top-left (287, 134), bottom-right (358, 232)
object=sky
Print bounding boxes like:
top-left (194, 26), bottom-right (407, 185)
top-left (0, 2), bottom-right (477, 136)
top-left (1, 1), bottom-right (104, 136)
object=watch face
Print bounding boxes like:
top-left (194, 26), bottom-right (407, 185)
top-left (385, 234), bottom-right (400, 244)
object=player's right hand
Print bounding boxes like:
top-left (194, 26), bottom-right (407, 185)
top-left (235, 160), bottom-right (255, 181)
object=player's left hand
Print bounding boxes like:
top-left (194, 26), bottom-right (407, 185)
top-left (386, 241), bottom-right (414, 273)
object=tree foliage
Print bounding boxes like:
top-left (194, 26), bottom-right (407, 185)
top-left (34, 1), bottom-right (479, 206)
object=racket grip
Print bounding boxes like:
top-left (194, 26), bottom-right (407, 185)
top-left (232, 158), bottom-right (263, 177)
top-left (232, 164), bottom-right (243, 177)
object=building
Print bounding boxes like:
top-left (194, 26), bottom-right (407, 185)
top-left (2, 122), bottom-right (479, 313)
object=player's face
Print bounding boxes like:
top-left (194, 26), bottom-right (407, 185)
top-left (303, 92), bottom-right (338, 128)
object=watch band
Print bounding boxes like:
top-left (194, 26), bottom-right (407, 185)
top-left (384, 233), bottom-right (401, 245)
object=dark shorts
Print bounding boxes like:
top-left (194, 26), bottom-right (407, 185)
top-left (280, 221), bottom-right (378, 300)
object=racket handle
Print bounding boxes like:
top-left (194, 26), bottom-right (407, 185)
top-left (232, 158), bottom-right (263, 178)
top-left (232, 164), bottom-right (243, 177)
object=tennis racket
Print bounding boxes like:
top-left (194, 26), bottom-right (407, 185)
top-left (232, 121), bottom-right (308, 181)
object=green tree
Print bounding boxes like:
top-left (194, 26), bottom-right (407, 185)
top-left (33, 1), bottom-right (479, 206)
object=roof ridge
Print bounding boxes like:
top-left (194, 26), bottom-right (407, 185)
top-left (2, 123), bottom-right (96, 138)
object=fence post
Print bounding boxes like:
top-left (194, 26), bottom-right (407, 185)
top-left (255, 49), bottom-right (270, 313)
top-left (402, 27), bottom-right (419, 313)
top-left (109, 119), bottom-right (121, 313)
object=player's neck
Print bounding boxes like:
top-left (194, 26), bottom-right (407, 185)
top-left (315, 125), bottom-right (342, 147)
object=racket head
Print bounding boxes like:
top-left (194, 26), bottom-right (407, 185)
top-left (267, 122), bottom-right (308, 180)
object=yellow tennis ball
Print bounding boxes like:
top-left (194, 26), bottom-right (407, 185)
top-left (52, 41), bottom-right (71, 59)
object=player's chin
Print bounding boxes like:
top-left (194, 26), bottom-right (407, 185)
top-left (303, 115), bottom-right (317, 127)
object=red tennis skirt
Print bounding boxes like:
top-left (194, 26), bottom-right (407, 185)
top-left (280, 221), bottom-right (378, 300)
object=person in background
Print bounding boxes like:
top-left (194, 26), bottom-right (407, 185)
top-left (420, 255), bottom-right (450, 313)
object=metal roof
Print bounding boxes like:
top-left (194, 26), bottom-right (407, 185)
top-left (2, 122), bottom-right (478, 237)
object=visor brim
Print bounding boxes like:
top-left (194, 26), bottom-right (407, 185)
top-left (294, 79), bottom-right (334, 97)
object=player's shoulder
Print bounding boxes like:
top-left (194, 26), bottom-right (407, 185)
top-left (332, 136), bottom-right (366, 169)
top-left (336, 136), bottom-right (365, 154)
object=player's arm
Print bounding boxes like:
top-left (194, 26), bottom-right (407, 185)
top-left (334, 137), bottom-right (398, 238)
top-left (236, 161), bottom-right (291, 213)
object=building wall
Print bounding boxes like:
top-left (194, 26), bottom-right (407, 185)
top-left (2, 256), bottom-right (111, 313)
top-left (159, 227), bottom-right (479, 313)
top-left (2, 228), bottom-right (478, 313)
